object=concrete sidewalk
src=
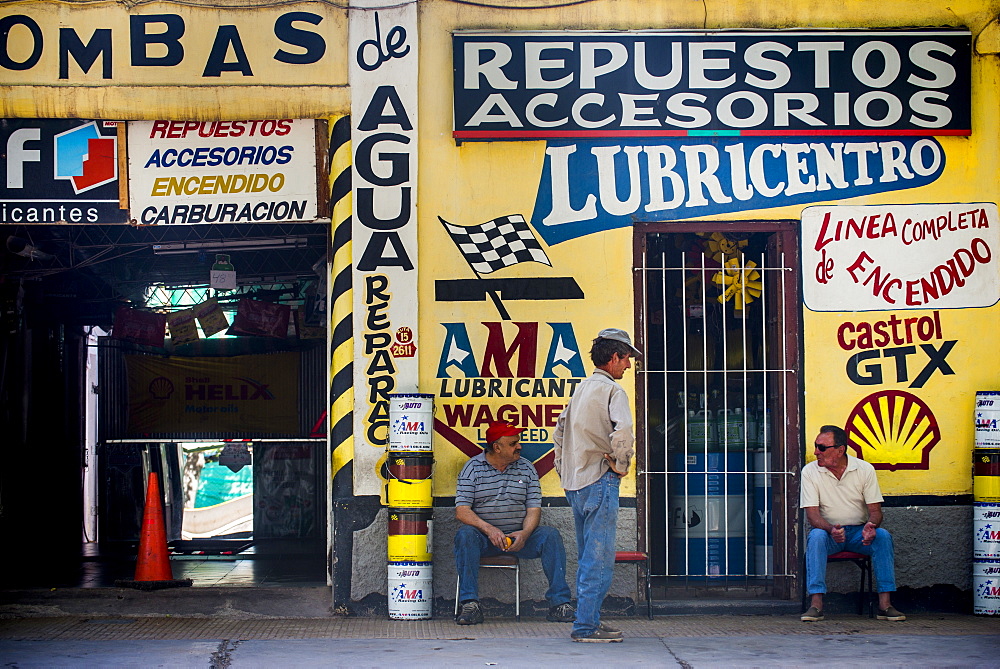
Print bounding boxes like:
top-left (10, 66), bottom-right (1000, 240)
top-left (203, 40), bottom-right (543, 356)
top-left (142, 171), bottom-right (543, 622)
top-left (1, 614), bottom-right (997, 668)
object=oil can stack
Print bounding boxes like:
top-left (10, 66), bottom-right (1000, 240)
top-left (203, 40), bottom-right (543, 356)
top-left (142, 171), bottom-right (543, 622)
top-left (386, 393), bottom-right (435, 619)
top-left (973, 391), bottom-right (999, 616)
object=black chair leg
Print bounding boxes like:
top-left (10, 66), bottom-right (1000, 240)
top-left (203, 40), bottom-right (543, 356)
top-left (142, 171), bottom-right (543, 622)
top-left (866, 561), bottom-right (875, 618)
top-left (856, 560), bottom-right (864, 616)
top-left (645, 558), bottom-right (653, 619)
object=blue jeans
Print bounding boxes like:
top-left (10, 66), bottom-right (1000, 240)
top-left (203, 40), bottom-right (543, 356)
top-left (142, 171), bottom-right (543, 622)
top-left (566, 471), bottom-right (620, 636)
top-left (454, 524), bottom-right (571, 606)
top-left (805, 526), bottom-right (897, 595)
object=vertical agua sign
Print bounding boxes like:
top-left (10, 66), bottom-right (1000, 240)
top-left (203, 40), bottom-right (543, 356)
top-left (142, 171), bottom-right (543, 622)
top-left (350, 1), bottom-right (419, 494)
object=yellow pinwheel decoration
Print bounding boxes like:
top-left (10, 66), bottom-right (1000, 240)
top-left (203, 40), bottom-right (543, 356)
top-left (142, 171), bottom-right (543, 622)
top-left (702, 232), bottom-right (748, 264)
top-left (712, 258), bottom-right (762, 312)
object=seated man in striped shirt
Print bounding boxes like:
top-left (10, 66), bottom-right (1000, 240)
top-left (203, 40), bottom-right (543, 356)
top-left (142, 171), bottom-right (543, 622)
top-left (454, 421), bottom-right (574, 625)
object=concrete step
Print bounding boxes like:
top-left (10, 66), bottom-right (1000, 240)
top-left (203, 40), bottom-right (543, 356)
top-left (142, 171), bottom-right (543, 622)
top-left (651, 599), bottom-right (801, 616)
top-left (1, 586), bottom-right (334, 619)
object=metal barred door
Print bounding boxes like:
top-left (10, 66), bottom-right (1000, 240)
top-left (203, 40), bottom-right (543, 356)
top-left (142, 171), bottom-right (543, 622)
top-left (635, 224), bottom-right (801, 599)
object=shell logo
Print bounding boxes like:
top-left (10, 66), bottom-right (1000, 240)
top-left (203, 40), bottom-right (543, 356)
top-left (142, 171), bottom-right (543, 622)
top-left (148, 376), bottom-right (175, 400)
top-left (846, 390), bottom-right (940, 471)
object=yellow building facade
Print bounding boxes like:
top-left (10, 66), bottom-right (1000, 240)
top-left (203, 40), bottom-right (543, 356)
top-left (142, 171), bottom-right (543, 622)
top-left (2, 0), bottom-right (998, 613)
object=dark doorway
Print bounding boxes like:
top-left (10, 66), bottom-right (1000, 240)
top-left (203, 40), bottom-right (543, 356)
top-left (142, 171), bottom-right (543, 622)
top-left (634, 222), bottom-right (802, 600)
top-left (1, 222), bottom-right (330, 588)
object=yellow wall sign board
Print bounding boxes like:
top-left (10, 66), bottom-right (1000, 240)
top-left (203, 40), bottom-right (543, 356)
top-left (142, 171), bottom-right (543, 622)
top-left (4, 0), bottom-right (998, 504)
top-left (413, 5), bottom-right (1000, 501)
top-left (127, 119), bottom-right (319, 226)
top-left (803, 303), bottom-right (1000, 494)
top-left (801, 205), bottom-right (1000, 495)
top-left (802, 204), bottom-right (999, 311)
top-left (0, 4), bottom-right (348, 86)
top-left (125, 353), bottom-right (300, 436)
top-left (423, 220), bottom-right (638, 498)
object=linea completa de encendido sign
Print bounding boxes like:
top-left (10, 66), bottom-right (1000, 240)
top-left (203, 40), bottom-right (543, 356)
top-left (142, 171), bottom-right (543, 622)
top-left (453, 30), bottom-right (971, 140)
top-left (802, 202), bottom-right (999, 311)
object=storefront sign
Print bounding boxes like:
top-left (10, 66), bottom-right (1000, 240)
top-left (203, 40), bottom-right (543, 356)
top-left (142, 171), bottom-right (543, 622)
top-left (436, 321), bottom-right (585, 478)
top-left (530, 137), bottom-right (945, 245)
top-left (0, 9), bottom-right (342, 85)
top-left (454, 30), bottom-right (971, 139)
top-left (350, 2), bottom-right (420, 494)
top-left (125, 353), bottom-right (299, 436)
top-left (802, 203), bottom-right (999, 311)
top-left (1, 119), bottom-right (127, 224)
top-left (127, 119), bottom-right (317, 225)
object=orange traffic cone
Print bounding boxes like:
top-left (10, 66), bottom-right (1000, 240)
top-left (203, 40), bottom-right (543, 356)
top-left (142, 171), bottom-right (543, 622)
top-left (115, 472), bottom-right (192, 590)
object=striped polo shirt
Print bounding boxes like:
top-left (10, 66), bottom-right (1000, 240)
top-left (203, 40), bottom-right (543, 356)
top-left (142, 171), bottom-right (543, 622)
top-left (455, 453), bottom-right (541, 533)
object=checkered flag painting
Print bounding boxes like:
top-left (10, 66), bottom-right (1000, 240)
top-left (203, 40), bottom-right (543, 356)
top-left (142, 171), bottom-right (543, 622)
top-left (438, 214), bottom-right (552, 275)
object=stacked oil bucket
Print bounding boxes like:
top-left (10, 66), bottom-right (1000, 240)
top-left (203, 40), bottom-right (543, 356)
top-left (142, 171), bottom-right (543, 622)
top-left (973, 390), bottom-right (999, 616)
top-left (386, 393), bottom-right (435, 619)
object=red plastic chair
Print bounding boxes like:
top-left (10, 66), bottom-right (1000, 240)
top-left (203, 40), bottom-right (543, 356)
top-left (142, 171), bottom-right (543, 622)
top-left (615, 551), bottom-right (653, 619)
top-left (827, 551), bottom-right (874, 618)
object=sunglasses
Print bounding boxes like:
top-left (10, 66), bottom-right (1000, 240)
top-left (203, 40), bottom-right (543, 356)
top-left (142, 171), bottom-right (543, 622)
top-left (814, 443), bottom-right (840, 452)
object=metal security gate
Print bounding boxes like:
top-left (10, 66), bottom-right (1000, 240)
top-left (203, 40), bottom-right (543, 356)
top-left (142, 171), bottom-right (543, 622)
top-left (634, 222), bottom-right (801, 599)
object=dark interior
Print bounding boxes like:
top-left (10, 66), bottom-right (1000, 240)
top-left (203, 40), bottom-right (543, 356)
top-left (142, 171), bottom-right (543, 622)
top-left (0, 222), bottom-right (330, 589)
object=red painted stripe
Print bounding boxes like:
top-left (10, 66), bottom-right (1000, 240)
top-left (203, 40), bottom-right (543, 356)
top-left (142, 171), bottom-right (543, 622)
top-left (740, 128), bottom-right (970, 137)
top-left (433, 418), bottom-right (482, 458)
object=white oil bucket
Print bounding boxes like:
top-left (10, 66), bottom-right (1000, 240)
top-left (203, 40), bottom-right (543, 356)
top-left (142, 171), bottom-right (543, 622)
top-left (388, 394), bottom-right (434, 452)
top-left (973, 559), bottom-right (1000, 615)
top-left (976, 391), bottom-right (1000, 447)
top-left (388, 561), bottom-right (433, 619)
top-left (974, 503), bottom-right (1000, 559)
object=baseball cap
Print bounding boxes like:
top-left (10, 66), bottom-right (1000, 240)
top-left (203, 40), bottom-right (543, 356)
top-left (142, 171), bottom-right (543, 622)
top-left (596, 328), bottom-right (642, 358)
top-left (485, 421), bottom-right (523, 444)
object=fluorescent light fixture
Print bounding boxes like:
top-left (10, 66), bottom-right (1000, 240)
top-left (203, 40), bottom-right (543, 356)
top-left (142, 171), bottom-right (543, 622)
top-left (153, 237), bottom-right (311, 255)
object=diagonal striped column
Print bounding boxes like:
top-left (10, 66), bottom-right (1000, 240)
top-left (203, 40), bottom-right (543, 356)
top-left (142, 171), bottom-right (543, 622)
top-left (328, 114), bottom-right (354, 496)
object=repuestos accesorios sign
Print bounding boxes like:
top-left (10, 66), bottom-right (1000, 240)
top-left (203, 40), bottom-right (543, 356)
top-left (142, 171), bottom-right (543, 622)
top-left (453, 30), bottom-right (971, 140)
top-left (127, 119), bottom-right (318, 225)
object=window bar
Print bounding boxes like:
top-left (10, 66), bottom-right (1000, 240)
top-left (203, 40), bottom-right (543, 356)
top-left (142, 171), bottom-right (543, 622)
top-left (779, 251), bottom-right (790, 578)
top-left (682, 248), bottom-right (695, 579)
top-left (699, 249), bottom-right (710, 579)
top-left (740, 252), bottom-right (752, 580)
top-left (680, 249), bottom-right (690, 578)
top-left (639, 239), bottom-right (650, 573)
top-left (639, 243), bottom-right (796, 581)
top-left (760, 252), bottom-right (772, 578)
top-left (720, 257), bottom-right (731, 583)
top-left (660, 244), bottom-right (669, 579)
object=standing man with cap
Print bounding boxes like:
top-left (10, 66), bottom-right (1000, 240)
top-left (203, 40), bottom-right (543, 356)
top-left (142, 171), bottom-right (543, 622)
top-left (454, 420), bottom-right (574, 625)
top-left (554, 328), bottom-right (639, 642)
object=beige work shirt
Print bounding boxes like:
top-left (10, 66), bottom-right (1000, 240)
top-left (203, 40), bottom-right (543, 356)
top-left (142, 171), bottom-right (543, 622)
top-left (800, 454), bottom-right (884, 526)
top-left (553, 368), bottom-right (635, 491)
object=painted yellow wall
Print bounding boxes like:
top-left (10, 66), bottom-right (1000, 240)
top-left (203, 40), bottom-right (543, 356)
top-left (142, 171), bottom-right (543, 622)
top-left (414, 0), bottom-right (1000, 498)
top-left (3, 0), bottom-right (997, 498)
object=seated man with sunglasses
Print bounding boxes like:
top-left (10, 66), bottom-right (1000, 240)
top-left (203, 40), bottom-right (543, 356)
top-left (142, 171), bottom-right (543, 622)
top-left (800, 425), bottom-right (905, 623)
